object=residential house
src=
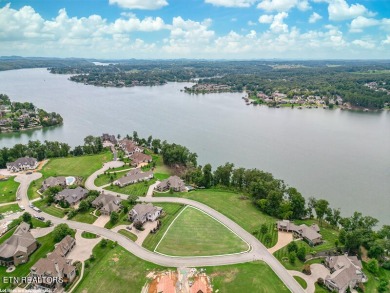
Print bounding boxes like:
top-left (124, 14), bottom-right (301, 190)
top-left (155, 176), bottom-right (186, 192)
top-left (324, 255), bottom-right (367, 293)
top-left (92, 193), bottom-right (122, 215)
top-left (40, 176), bottom-right (67, 192)
top-left (277, 220), bottom-right (322, 246)
top-left (0, 222), bottom-right (37, 266)
top-left (54, 187), bottom-right (88, 206)
top-left (114, 169), bottom-right (154, 188)
top-left (119, 139), bottom-right (143, 157)
top-left (129, 152), bottom-right (152, 167)
top-left (101, 133), bottom-right (117, 145)
top-left (6, 157), bottom-right (38, 172)
top-left (30, 236), bottom-right (76, 292)
top-left (128, 203), bottom-right (162, 224)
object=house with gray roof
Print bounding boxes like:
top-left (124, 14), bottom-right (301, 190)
top-left (40, 176), bottom-right (67, 192)
top-left (324, 255), bottom-right (367, 293)
top-left (118, 139), bottom-right (143, 157)
top-left (30, 235), bottom-right (76, 292)
top-left (129, 152), bottom-right (152, 167)
top-left (128, 203), bottom-right (162, 224)
top-left (6, 157), bottom-right (38, 172)
top-left (114, 168), bottom-right (154, 188)
top-left (92, 193), bottom-right (122, 215)
top-left (277, 220), bottom-right (322, 246)
top-left (54, 187), bottom-right (88, 206)
top-left (101, 133), bottom-right (117, 145)
top-left (0, 222), bottom-right (37, 266)
top-left (155, 176), bottom-right (186, 192)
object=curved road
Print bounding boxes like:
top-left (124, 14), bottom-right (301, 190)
top-left (15, 162), bottom-right (304, 293)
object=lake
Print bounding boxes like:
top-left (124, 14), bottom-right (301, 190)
top-left (0, 68), bottom-right (389, 225)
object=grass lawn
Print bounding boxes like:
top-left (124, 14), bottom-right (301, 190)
top-left (104, 178), bottom-right (157, 197)
top-left (156, 189), bottom-right (278, 247)
top-left (118, 229), bottom-right (138, 242)
top-left (41, 151), bottom-right (113, 182)
top-left (294, 276), bottom-right (307, 289)
top-left (0, 203), bottom-right (21, 215)
top-left (0, 232), bottom-right (57, 290)
top-left (0, 226), bottom-right (17, 245)
top-left (74, 241), bottom-right (169, 293)
top-left (31, 218), bottom-right (49, 228)
top-left (315, 283), bottom-right (329, 293)
top-left (82, 232), bottom-right (98, 239)
top-left (104, 209), bottom-right (131, 229)
top-left (142, 203), bottom-right (184, 251)
top-left (0, 176), bottom-right (19, 203)
top-left (273, 240), bottom-right (311, 271)
top-left (205, 261), bottom-right (290, 293)
top-left (34, 199), bottom-right (66, 218)
top-left (27, 177), bottom-right (44, 200)
top-left (155, 206), bottom-right (249, 256)
top-left (362, 262), bottom-right (390, 293)
top-left (71, 210), bottom-right (97, 224)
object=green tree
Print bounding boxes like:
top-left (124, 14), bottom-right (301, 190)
top-left (202, 164), bottom-right (213, 188)
top-left (287, 241), bottom-right (298, 253)
top-left (287, 187), bottom-right (306, 219)
top-left (297, 247), bottom-right (306, 262)
top-left (289, 251), bottom-right (296, 264)
top-left (22, 212), bottom-right (32, 224)
top-left (53, 223), bottom-right (73, 242)
top-left (367, 259), bottom-right (379, 275)
top-left (314, 199), bottom-right (329, 226)
top-left (110, 211), bottom-right (119, 225)
top-left (260, 223), bottom-right (268, 234)
top-left (78, 200), bottom-right (90, 212)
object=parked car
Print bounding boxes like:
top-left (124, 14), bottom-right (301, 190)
top-left (33, 207), bottom-right (41, 213)
top-left (29, 203), bottom-right (34, 208)
top-left (126, 226), bottom-right (132, 230)
top-left (34, 215), bottom-right (45, 221)
top-left (20, 205), bottom-right (25, 210)
top-left (26, 172), bottom-right (33, 175)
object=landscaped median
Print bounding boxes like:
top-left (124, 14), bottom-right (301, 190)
top-left (153, 206), bottom-right (250, 257)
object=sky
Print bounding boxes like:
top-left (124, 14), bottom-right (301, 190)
top-left (0, 0), bottom-right (389, 59)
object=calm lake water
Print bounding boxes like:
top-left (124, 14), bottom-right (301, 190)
top-left (0, 68), bottom-right (389, 225)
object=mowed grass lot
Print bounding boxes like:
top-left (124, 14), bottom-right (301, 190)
top-left (155, 206), bottom-right (249, 256)
top-left (28, 177), bottom-right (44, 200)
top-left (118, 229), bottom-right (137, 242)
top-left (34, 199), bottom-right (66, 218)
top-left (142, 203), bottom-right (184, 251)
top-left (0, 177), bottom-right (19, 203)
top-left (0, 203), bottom-right (21, 215)
top-left (71, 210), bottom-right (97, 224)
top-left (41, 151), bottom-right (113, 181)
top-left (157, 189), bottom-right (278, 247)
top-left (206, 261), bottom-right (290, 293)
top-left (104, 178), bottom-right (157, 197)
top-left (74, 241), bottom-right (168, 293)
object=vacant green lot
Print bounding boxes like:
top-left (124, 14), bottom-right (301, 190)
top-left (34, 199), bottom-right (66, 218)
top-left (41, 151), bottom-right (113, 181)
top-left (142, 203), bottom-right (184, 251)
top-left (118, 229), bottom-right (137, 242)
top-left (155, 206), bottom-right (249, 256)
top-left (104, 178), bottom-right (157, 197)
top-left (0, 177), bottom-right (19, 203)
top-left (156, 189), bottom-right (278, 247)
top-left (0, 203), bottom-right (21, 215)
top-left (74, 241), bottom-right (168, 293)
top-left (206, 261), bottom-right (290, 293)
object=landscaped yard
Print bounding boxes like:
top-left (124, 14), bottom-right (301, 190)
top-left (142, 203), bottom-right (184, 251)
top-left (155, 189), bottom-right (278, 247)
top-left (0, 177), bottom-right (19, 204)
top-left (33, 199), bottom-right (66, 218)
top-left (0, 203), bottom-right (21, 215)
top-left (41, 151), bottom-right (113, 181)
top-left (362, 262), bottom-right (390, 293)
top-left (104, 208), bottom-right (131, 229)
top-left (205, 261), bottom-right (290, 293)
top-left (104, 178), bottom-right (157, 197)
top-left (0, 232), bottom-right (57, 290)
top-left (71, 210), bottom-right (97, 224)
top-left (294, 276), bottom-right (308, 289)
top-left (154, 206), bottom-right (249, 256)
top-left (74, 241), bottom-right (169, 293)
top-left (27, 177), bottom-right (44, 200)
top-left (118, 229), bottom-right (137, 242)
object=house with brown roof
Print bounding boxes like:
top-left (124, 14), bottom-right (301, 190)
top-left (128, 203), bottom-right (162, 224)
top-left (6, 157), bottom-right (38, 172)
top-left (324, 255), bottom-right (367, 293)
top-left (40, 176), bottom-right (67, 192)
top-left (155, 176), bottom-right (186, 192)
top-left (114, 169), bottom-right (154, 188)
top-left (91, 193), bottom-right (122, 215)
top-left (101, 133), bottom-right (117, 145)
top-left (277, 220), bottom-right (322, 246)
top-left (54, 187), bottom-right (88, 206)
top-left (118, 139), bottom-right (143, 157)
top-left (30, 236), bottom-right (76, 292)
top-left (129, 152), bottom-right (152, 167)
top-left (0, 222), bottom-right (37, 266)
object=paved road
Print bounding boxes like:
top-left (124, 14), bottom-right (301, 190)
top-left (13, 162), bottom-right (304, 293)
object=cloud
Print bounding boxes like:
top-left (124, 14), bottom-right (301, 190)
top-left (349, 16), bottom-right (379, 33)
top-left (270, 12), bottom-right (288, 33)
top-left (257, 0), bottom-right (310, 12)
top-left (247, 20), bottom-right (257, 26)
top-left (109, 0), bottom-right (168, 10)
top-left (204, 0), bottom-right (257, 7)
top-left (259, 14), bottom-right (274, 23)
top-left (382, 36), bottom-right (390, 45)
top-left (327, 0), bottom-right (374, 21)
top-left (309, 12), bottom-right (322, 23)
top-left (352, 39), bottom-right (375, 49)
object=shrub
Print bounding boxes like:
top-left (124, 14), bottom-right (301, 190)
top-left (260, 223), bottom-right (268, 234)
top-left (317, 278), bottom-right (324, 285)
top-left (289, 251), bottom-right (296, 264)
top-left (302, 264), bottom-right (311, 275)
top-left (287, 241), bottom-right (298, 253)
top-left (100, 239), bottom-right (108, 248)
top-left (297, 247), bottom-right (306, 262)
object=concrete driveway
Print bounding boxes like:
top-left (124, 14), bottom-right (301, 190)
top-left (68, 229), bottom-right (101, 262)
top-left (31, 226), bottom-right (54, 238)
top-left (268, 231), bottom-right (293, 254)
top-left (93, 215), bottom-right (110, 228)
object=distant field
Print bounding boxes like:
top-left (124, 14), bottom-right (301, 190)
top-left (0, 177), bottom-right (19, 203)
top-left (41, 151), bottom-right (113, 181)
top-left (155, 206), bottom-right (249, 256)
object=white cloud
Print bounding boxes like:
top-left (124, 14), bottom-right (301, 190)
top-left (270, 12), bottom-right (288, 33)
top-left (309, 12), bottom-right (322, 23)
top-left (204, 0), bottom-right (257, 7)
top-left (257, 0), bottom-right (310, 12)
top-left (327, 0), bottom-right (374, 21)
top-left (352, 39), bottom-right (375, 49)
top-left (349, 16), bottom-right (379, 33)
top-left (382, 35), bottom-right (390, 45)
top-left (259, 14), bottom-right (274, 23)
top-left (109, 0), bottom-right (168, 10)
top-left (247, 20), bottom-right (257, 26)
